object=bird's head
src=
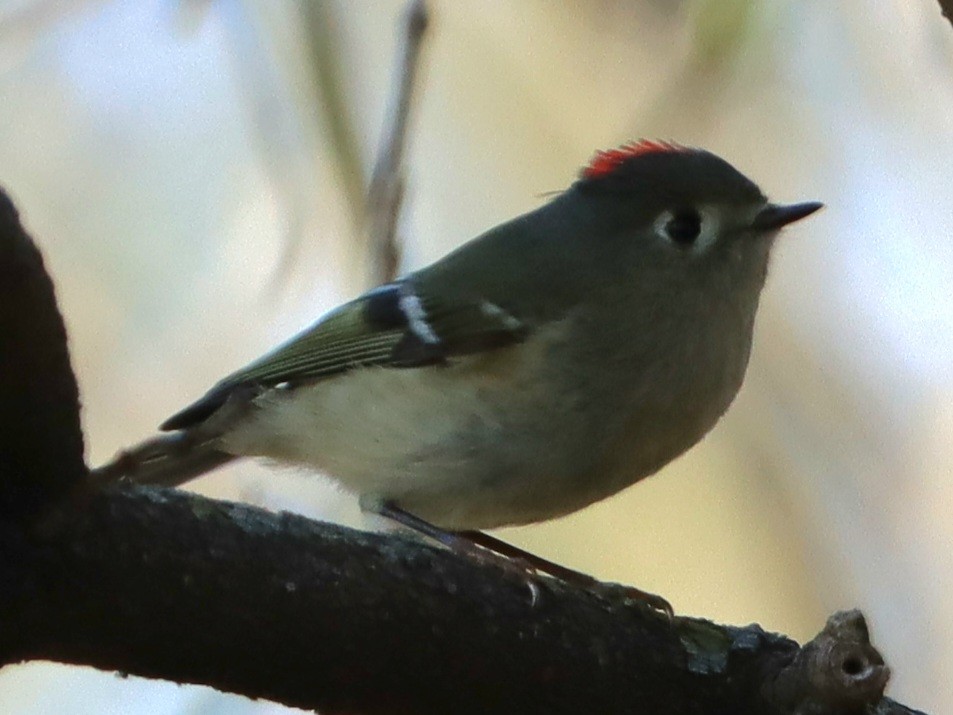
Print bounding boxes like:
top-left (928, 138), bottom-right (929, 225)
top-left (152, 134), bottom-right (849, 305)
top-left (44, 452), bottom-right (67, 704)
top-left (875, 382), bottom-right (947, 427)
top-left (571, 141), bottom-right (822, 290)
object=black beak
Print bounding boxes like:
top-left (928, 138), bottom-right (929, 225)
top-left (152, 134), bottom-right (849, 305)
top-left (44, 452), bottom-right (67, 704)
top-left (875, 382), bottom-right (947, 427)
top-left (751, 201), bottom-right (824, 231)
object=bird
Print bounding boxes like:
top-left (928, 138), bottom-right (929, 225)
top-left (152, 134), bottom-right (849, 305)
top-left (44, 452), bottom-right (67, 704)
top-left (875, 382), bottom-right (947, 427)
top-left (94, 140), bottom-right (821, 607)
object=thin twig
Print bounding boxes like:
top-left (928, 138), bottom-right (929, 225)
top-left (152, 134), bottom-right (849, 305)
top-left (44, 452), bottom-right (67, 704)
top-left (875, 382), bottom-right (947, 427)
top-left (364, 0), bottom-right (430, 284)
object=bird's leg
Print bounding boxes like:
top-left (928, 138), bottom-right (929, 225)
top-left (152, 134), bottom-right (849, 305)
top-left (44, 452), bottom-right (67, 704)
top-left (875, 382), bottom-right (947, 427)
top-left (459, 529), bottom-right (673, 618)
top-left (372, 500), bottom-right (474, 551)
top-left (370, 500), bottom-right (546, 604)
top-left (371, 501), bottom-right (527, 572)
top-left (371, 501), bottom-right (673, 617)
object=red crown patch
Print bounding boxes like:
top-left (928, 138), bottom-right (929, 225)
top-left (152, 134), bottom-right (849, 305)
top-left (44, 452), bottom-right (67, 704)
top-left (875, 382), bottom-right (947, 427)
top-left (581, 140), bottom-right (688, 180)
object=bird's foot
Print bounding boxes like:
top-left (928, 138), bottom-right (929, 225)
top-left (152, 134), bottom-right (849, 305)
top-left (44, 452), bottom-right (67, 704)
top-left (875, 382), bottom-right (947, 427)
top-left (368, 500), bottom-right (673, 616)
top-left (459, 529), bottom-right (673, 618)
top-left (587, 580), bottom-right (674, 620)
top-left (449, 543), bottom-right (544, 606)
top-left (367, 500), bottom-right (545, 603)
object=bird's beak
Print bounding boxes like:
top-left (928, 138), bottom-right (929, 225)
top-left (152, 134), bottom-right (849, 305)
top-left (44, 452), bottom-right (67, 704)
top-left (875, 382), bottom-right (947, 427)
top-left (751, 201), bottom-right (824, 231)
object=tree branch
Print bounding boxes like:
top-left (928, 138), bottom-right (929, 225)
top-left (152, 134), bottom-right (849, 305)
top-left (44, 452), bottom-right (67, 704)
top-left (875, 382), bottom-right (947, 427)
top-left (938, 0), bottom-right (953, 28)
top-left (0, 183), bottom-right (929, 715)
top-left (0, 485), bottom-right (924, 715)
top-left (364, 0), bottom-right (429, 284)
top-left (0, 189), bottom-right (85, 521)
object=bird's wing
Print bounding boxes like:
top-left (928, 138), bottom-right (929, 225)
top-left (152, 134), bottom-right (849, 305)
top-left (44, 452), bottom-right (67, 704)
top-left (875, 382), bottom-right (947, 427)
top-left (160, 280), bottom-right (529, 431)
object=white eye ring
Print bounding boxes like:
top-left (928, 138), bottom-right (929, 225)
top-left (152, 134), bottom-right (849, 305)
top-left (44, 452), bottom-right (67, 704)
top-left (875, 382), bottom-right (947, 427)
top-left (654, 207), bottom-right (719, 252)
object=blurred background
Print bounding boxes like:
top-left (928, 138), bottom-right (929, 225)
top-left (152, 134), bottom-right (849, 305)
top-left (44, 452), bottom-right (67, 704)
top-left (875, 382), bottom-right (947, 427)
top-left (0, 0), bottom-right (951, 712)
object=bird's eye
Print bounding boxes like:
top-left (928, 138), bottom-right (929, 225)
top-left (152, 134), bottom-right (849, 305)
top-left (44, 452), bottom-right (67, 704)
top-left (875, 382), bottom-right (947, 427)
top-left (664, 210), bottom-right (702, 246)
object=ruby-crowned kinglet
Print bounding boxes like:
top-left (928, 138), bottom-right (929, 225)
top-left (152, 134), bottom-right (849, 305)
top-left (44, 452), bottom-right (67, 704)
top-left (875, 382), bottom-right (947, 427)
top-left (97, 141), bottom-right (821, 547)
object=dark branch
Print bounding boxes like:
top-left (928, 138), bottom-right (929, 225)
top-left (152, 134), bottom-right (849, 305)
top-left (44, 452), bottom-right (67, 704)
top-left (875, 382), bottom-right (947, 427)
top-left (0, 189), bottom-right (85, 521)
top-left (939, 0), bottom-right (953, 28)
top-left (0, 485), bottom-right (924, 715)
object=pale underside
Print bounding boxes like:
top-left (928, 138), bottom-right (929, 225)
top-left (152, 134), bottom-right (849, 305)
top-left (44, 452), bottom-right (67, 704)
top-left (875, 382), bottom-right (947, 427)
top-left (219, 319), bottom-right (744, 529)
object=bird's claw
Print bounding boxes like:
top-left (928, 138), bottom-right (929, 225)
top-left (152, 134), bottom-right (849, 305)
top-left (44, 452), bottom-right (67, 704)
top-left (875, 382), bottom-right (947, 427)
top-left (590, 580), bottom-right (675, 620)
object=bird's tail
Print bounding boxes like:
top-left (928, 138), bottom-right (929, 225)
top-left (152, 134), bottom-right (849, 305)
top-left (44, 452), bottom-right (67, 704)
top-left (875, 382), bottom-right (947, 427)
top-left (89, 432), bottom-right (236, 490)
